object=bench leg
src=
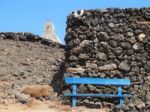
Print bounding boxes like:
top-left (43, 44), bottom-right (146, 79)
top-left (118, 86), bottom-right (124, 107)
top-left (119, 97), bottom-right (124, 107)
top-left (72, 84), bottom-right (77, 107)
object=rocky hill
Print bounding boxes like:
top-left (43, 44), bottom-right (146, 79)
top-left (0, 32), bottom-right (65, 103)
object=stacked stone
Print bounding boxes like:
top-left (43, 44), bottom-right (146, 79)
top-left (65, 8), bottom-right (150, 111)
top-left (0, 32), bottom-right (63, 48)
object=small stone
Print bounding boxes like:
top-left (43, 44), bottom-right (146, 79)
top-left (127, 32), bottom-right (134, 37)
top-left (146, 101), bottom-right (150, 107)
top-left (12, 35), bottom-right (20, 41)
top-left (101, 9), bottom-right (108, 13)
top-left (97, 32), bottom-right (109, 41)
top-left (116, 34), bottom-right (125, 41)
top-left (108, 53), bottom-right (116, 59)
top-left (41, 39), bottom-right (50, 46)
top-left (0, 34), bottom-right (6, 39)
top-left (138, 33), bottom-right (146, 42)
top-left (135, 100), bottom-right (145, 109)
top-left (115, 47), bottom-right (123, 55)
top-left (127, 49), bottom-right (134, 55)
top-left (96, 52), bottom-right (107, 61)
top-left (15, 91), bottom-right (31, 104)
top-left (108, 23), bottom-right (115, 28)
top-left (130, 36), bottom-right (137, 43)
top-left (120, 42), bottom-right (132, 49)
top-left (147, 76), bottom-right (150, 81)
top-left (78, 85), bottom-right (87, 93)
top-left (87, 84), bottom-right (96, 91)
top-left (132, 43), bottom-right (140, 50)
top-left (72, 38), bottom-right (80, 46)
top-left (79, 54), bottom-right (89, 60)
top-left (146, 92), bottom-right (150, 102)
top-left (79, 40), bottom-right (93, 47)
top-left (19, 72), bottom-right (25, 76)
top-left (72, 46), bottom-right (81, 55)
top-left (19, 35), bottom-right (27, 41)
top-left (89, 101), bottom-right (95, 106)
top-left (69, 55), bottom-right (78, 61)
top-left (79, 35), bottom-right (86, 40)
top-left (91, 18), bottom-right (99, 26)
top-left (93, 25), bottom-right (103, 31)
top-left (95, 102), bottom-right (102, 107)
top-left (144, 61), bottom-right (150, 73)
top-left (66, 67), bottom-right (85, 73)
top-left (121, 105), bottom-right (129, 111)
top-left (98, 63), bottom-right (117, 71)
top-left (83, 99), bottom-right (89, 104)
top-left (128, 103), bottom-right (135, 108)
top-left (108, 39), bottom-right (118, 48)
top-left (118, 61), bottom-right (131, 72)
top-left (86, 62), bottom-right (97, 68)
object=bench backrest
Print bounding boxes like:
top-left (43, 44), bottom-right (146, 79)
top-left (65, 77), bottom-right (131, 86)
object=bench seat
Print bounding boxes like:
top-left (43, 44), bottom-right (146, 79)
top-left (65, 93), bottom-right (132, 97)
top-left (65, 77), bottom-right (130, 85)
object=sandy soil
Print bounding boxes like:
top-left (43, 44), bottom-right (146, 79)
top-left (0, 99), bottom-right (109, 112)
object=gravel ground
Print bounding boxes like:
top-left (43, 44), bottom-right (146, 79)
top-left (0, 99), bottom-right (109, 112)
top-left (0, 39), bottom-right (64, 103)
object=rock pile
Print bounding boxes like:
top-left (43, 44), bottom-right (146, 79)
top-left (65, 8), bottom-right (150, 111)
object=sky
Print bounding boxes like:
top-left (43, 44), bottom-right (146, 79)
top-left (0, 0), bottom-right (150, 44)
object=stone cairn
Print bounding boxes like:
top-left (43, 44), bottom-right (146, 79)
top-left (43, 20), bottom-right (61, 43)
top-left (64, 8), bottom-right (150, 111)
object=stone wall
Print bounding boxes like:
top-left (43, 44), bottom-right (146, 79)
top-left (65, 8), bottom-right (150, 111)
top-left (0, 32), bottom-right (63, 48)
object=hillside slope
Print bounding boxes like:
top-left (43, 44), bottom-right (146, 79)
top-left (0, 33), bottom-right (65, 103)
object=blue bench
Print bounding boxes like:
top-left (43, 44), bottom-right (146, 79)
top-left (65, 77), bottom-right (132, 107)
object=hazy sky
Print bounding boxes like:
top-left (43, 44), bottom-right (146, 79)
top-left (0, 0), bottom-right (150, 43)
